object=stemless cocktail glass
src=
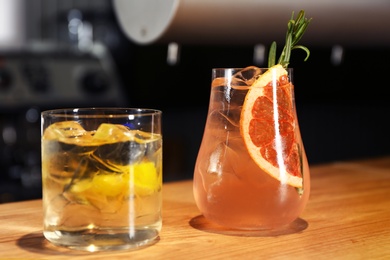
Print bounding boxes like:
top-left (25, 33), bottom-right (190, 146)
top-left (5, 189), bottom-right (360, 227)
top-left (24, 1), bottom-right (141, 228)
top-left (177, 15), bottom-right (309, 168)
top-left (41, 108), bottom-right (162, 251)
top-left (193, 67), bottom-right (310, 230)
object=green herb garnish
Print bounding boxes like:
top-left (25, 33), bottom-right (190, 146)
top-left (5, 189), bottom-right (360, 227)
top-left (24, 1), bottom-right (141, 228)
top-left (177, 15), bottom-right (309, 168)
top-left (268, 10), bottom-right (312, 68)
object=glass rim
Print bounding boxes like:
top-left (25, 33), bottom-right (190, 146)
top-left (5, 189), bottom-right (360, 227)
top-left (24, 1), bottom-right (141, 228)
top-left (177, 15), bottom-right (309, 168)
top-left (211, 67), bottom-right (293, 71)
top-left (41, 107), bottom-right (162, 118)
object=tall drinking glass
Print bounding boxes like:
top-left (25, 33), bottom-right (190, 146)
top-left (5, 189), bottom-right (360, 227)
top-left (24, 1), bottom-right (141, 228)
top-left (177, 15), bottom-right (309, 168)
top-left (193, 67), bottom-right (310, 230)
top-left (41, 108), bottom-right (162, 251)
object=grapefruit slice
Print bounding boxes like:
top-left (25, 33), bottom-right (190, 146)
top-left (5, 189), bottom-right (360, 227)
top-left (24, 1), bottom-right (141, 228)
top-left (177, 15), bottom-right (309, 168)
top-left (240, 64), bottom-right (303, 188)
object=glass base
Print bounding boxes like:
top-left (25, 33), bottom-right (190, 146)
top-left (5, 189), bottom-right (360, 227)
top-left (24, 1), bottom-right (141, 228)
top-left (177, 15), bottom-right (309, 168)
top-left (190, 215), bottom-right (308, 237)
top-left (43, 228), bottom-right (159, 252)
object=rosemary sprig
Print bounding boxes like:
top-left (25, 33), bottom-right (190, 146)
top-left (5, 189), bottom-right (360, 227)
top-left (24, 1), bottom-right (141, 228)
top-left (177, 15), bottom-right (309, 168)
top-left (268, 10), bottom-right (312, 68)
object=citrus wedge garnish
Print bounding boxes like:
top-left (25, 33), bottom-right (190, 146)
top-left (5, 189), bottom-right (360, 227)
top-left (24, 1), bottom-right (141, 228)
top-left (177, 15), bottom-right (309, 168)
top-left (240, 65), bottom-right (302, 188)
top-left (239, 10), bottom-right (312, 189)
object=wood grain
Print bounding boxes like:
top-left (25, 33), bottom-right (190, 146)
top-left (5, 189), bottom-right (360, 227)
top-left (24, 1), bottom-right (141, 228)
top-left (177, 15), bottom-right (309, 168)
top-left (0, 156), bottom-right (389, 259)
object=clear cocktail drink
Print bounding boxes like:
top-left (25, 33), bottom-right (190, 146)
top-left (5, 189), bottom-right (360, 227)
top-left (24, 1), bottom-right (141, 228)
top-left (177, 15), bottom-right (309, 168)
top-left (41, 108), bottom-right (162, 251)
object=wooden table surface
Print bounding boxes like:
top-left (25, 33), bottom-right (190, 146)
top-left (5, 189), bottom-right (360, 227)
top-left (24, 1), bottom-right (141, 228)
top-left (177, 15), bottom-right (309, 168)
top-left (0, 156), bottom-right (390, 259)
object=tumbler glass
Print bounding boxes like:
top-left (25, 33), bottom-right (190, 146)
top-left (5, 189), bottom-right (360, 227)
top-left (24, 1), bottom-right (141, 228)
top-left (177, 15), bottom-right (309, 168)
top-left (41, 108), bottom-right (162, 251)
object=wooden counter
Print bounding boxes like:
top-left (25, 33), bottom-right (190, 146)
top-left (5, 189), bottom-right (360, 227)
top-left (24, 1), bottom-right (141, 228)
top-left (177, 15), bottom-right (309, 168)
top-left (0, 156), bottom-right (390, 259)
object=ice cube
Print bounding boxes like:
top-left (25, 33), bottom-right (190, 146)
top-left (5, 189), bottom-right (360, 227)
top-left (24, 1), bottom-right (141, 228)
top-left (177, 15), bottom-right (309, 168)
top-left (218, 66), bottom-right (262, 92)
top-left (92, 125), bottom-right (161, 167)
top-left (232, 66), bottom-right (262, 86)
top-left (144, 139), bottom-right (162, 163)
top-left (207, 140), bottom-right (242, 178)
top-left (43, 121), bottom-right (87, 141)
top-left (211, 77), bottom-right (227, 88)
top-left (207, 109), bottom-right (241, 130)
top-left (92, 140), bottom-right (147, 168)
top-left (62, 156), bottom-right (98, 194)
top-left (91, 124), bottom-right (148, 165)
top-left (92, 123), bottom-right (132, 144)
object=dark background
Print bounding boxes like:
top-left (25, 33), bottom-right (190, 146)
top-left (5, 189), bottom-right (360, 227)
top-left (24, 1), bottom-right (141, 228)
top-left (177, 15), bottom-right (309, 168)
top-left (0, 0), bottom-right (389, 202)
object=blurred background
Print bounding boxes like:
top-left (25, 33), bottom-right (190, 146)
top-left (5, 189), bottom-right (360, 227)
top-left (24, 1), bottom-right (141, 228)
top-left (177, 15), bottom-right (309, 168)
top-left (0, 0), bottom-right (389, 203)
